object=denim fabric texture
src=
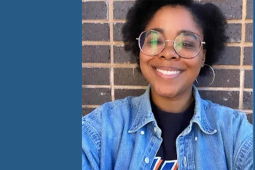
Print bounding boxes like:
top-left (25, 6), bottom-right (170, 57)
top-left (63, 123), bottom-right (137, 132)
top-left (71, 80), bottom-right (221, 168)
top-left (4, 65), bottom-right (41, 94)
top-left (82, 85), bottom-right (253, 170)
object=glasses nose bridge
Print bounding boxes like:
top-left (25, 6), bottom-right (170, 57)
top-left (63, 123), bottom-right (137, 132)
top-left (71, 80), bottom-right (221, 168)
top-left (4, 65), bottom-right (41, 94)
top-left (161, 39), bottom-right (180, 59)
top-left (164, 39), bottom-right (176, 50)
top-left (165, 39), bottom-right (175, 43)
top-left (164, 39), bottom-right (175, 47)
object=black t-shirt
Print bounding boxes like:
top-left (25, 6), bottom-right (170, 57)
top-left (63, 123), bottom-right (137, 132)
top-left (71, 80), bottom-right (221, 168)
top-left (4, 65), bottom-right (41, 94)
top-left (150, 97), bottom-right (195, 169)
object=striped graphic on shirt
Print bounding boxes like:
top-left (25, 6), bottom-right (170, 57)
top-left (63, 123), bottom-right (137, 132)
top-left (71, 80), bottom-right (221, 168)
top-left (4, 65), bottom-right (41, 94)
top-left (151, 157), bottom-right (178, 170)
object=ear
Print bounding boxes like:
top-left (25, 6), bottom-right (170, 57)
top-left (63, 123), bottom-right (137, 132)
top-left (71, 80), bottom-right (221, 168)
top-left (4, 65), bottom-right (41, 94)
top-left (201, 50), bottom-right (206, 67)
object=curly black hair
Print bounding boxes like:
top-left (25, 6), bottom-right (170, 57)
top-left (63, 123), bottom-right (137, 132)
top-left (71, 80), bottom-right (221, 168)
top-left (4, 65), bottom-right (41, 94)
top-left (122, 0), bottom-right (228, 75)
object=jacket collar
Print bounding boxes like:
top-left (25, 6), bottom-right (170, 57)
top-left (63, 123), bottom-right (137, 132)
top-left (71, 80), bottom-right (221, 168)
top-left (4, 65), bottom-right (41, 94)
top-left (128, 85), bottom-right (155, 133)
top-left (128, 85), bottom-right (217, 135)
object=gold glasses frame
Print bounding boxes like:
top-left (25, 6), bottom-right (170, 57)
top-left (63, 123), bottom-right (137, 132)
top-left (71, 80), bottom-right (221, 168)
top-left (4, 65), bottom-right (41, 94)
top-left (136, 30), bottom-right (206, 59)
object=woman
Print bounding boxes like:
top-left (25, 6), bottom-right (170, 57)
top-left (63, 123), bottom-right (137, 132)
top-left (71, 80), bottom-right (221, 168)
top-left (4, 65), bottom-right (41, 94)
top-left (82, 0), bottom-right (253, 169)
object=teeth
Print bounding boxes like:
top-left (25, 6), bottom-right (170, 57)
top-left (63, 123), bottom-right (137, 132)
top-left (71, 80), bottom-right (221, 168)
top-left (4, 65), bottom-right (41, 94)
top-left (156, 68), bottom-right (180, 75)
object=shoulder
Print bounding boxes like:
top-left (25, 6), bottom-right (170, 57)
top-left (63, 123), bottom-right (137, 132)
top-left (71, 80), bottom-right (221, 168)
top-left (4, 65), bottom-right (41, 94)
top-left (201, 99), bottom-right (251, 126)
top-left (82, 95), bottom-right (141, 127)
top-left (82, 95), bottom-right (142, 146)
top-left (201, 99), bottom-right (253, 169)
top-left (200, 99), bottom-right (252, 136)
top-left (199, 98), bottom-right (252, 140)
top-left (193, 86), bottom-right (250, 127)
top-left (82, 97), bottom-right (140, 169)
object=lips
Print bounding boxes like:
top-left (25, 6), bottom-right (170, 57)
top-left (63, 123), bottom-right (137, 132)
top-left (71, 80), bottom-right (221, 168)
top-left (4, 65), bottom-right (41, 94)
top-left (156, 68), bottom-right (180, 75)
top-left (153, 66), bottom-right (184, 78)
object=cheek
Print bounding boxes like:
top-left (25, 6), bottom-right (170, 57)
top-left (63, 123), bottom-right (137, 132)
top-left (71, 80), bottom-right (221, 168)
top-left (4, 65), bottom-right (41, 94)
top-left (139, 55), bottom-right (147, 75)
top-left (139, 53), bottom-right (151, 68)
top-left (139, 55), bottom-right (143, 68)
top-left (193, 52), bottom-right (204, 66)
top-left (187, 56), bottom-right (204, 76)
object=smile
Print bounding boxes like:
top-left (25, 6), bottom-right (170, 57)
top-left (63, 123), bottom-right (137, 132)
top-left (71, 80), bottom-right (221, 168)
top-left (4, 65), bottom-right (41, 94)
top-left (156, 68), bottom-right (181, 75)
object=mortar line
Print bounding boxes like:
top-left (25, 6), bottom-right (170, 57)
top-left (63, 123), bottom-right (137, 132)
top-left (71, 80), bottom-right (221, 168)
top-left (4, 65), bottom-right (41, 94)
top-left (241, 0), bottom-right (247, 66)
top-left (227, 19), bottom-right (253, 23)
top-left (82, 85), bottom-right (111, 88)
top-left (82, 19), bottom-right (253, 24)
top-left (236, 109), bottom-right (253, 113)
top-left (82, 41), bottom-right (124, 46)
top-left (82, 105), bottom-right (100, 108)
top-left (82, 41), bottom-right (252, 46)
top-left (226, 42), bottom-right (252, 46)
top-left (82, 85), bottom-right (245, 91)
top-left (82, 63), bottom-right (137, 68)
top-left (243, 88), bottom-right (253, 92)
top-left (82, 20), bottom-right (126, 23)
top-left (82, 85), bottom-right (147, 89)
top-left (82, 84), bottom-right (252, 91)
top-left (114, 85), bottom-right (147, 89)
top-left (82, 63), bottom-right (252, 70)
top-left (197, 87), bottom-right (240, 91)
top-left (82, 0), bottom-right (108, 2)
top-left (113, 0), bottom-right (135, 1)
top-left (109, 0), bottom-right (115, 101)
top-left (212, 65), bottom-right (252, 70)
top-left (239, 70), bottom-right (245, 109)
top-left (238, 0), bottom-right (247, 109)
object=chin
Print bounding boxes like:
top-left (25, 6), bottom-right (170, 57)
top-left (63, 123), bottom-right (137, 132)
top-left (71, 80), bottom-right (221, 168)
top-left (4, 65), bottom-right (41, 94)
top-left (152, 85), bottom-right (180, 98)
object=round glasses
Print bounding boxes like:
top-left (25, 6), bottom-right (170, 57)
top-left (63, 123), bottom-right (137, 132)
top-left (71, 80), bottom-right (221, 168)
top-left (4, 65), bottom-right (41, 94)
top-left (136, 30), bottom-right (206, 59)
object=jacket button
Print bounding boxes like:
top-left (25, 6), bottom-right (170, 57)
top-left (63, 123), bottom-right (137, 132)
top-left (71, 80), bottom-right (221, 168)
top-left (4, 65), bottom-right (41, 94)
top-left (144, 157), bottom-right (149, 164)
top-left (140, 131), bottom-right (145, 135)
top-left (154, 127), bottom-right (157, 132)
top-left (184, 156), bottom-right (187, 167)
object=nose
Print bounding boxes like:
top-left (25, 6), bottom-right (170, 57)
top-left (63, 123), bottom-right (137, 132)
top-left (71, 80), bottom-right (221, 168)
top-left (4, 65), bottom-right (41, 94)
top-left (159, 40), bottom-right (180, 60)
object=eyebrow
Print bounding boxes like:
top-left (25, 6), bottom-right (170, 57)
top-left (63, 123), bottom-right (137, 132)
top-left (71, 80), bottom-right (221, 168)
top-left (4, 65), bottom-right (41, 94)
top-left (149, 28), bottom-right (200, 38)
top-left (150, 28), bottom-right (164, 33)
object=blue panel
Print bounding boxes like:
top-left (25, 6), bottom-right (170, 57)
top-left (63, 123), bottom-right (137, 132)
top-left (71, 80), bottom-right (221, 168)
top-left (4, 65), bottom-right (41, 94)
top-left (0, 0), bottom-right (82, 169)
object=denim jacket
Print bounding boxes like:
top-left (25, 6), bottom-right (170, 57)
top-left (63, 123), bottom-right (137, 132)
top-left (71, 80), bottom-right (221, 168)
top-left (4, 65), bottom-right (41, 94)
top-left (82, 85), bottom-right (253, 170)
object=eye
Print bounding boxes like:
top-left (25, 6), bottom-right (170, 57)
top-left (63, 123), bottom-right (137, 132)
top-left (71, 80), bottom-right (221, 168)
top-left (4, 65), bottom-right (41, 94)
top-left (147, 39), bottom-right (163, 45)
top-left (150, 40), bottom-right (162, 44)
top-left (178, 41), bottom-right (195, 48)
top-left (182, 42), bottom-right (194, 47)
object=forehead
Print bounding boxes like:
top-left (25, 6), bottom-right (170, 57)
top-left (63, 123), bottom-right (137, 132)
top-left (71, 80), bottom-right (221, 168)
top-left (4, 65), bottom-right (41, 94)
top-left (145, 5), bottom-right (203, 38)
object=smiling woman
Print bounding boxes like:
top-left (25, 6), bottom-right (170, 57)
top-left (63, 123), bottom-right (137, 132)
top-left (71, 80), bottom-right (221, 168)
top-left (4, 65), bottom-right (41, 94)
top-left (139, 6), bottom-right (206, 113)
top-left (82, 0), bottom-right (253, 170)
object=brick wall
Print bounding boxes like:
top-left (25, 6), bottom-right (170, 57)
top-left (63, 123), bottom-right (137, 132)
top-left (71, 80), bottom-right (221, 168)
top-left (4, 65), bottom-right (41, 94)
top-left (82, 0), bottom-right (253, 123)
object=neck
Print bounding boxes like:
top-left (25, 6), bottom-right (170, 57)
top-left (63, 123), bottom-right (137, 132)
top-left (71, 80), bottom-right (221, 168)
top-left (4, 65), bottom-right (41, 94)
top-left (151, 87), bottom-right (194, 113)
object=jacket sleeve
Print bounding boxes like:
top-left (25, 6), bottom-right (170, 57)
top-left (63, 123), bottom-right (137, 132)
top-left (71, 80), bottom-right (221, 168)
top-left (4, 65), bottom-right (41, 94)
top-left (82, 118), bottom-right (101, 170)
top-left (233, 113), bottom-right (253, 170)
top-left (235, 135), bottom-right (253, 170)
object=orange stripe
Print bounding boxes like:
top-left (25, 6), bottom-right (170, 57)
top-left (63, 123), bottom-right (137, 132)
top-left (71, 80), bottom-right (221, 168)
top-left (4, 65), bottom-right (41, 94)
top-left (155, 159), bottom-right (163, 170)
top-left (173, 162), bottom-right (178, 170)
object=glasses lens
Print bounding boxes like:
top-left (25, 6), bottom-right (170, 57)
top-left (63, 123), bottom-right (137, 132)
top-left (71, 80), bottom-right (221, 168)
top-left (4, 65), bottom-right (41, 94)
top-left (174, 32), bottom-right (201, 58)
top-left (139, 30), bottom-right (165, 56)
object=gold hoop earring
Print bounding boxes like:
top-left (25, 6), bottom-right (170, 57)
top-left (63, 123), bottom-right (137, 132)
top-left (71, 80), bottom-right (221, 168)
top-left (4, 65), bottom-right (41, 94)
top-left (195, 64), bottom-right (215, 86)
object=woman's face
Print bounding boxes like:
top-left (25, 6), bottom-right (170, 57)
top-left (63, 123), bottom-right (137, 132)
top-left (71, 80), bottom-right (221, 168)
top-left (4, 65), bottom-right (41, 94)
top-left (140, 5), bottom-right (206, 99)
